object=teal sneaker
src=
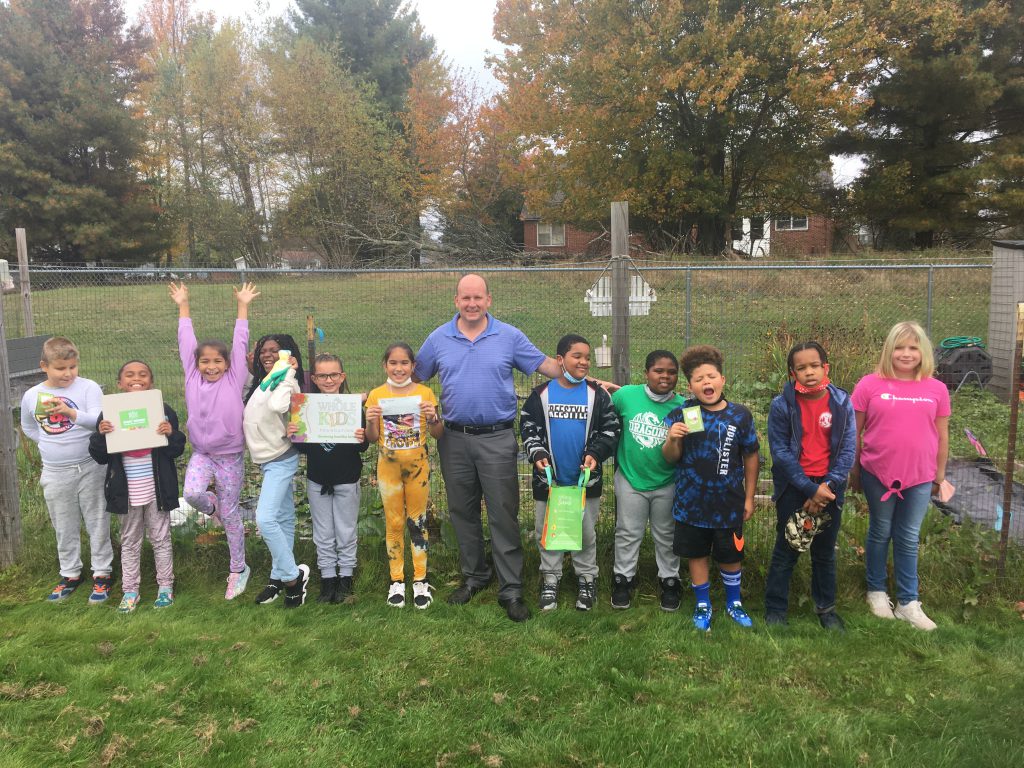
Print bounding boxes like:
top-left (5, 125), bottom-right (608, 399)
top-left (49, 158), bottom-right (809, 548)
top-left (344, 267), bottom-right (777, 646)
top-left (154, 587), bottom-right (174, 608)
top-left (726, 601), bottom-right (753, 628)
top-left (117, 592), bottom-right (140, 614)
top-left (692, 602), bottom-right (713, 632)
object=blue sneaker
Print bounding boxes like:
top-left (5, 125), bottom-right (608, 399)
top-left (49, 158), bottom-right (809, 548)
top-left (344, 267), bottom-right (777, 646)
top-left (154, 587), bottom-right (174, 608)
top-left (88, 576), bottom-right (113, 605)
top-left (692, 602), bottom-right (712, 632)
top-left (47, 576), bottom-right (83, 602)
top-left (726, 601), bottom-right (753, 627)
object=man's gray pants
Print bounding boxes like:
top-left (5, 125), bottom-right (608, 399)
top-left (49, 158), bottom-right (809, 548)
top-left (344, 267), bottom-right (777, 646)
top-left (438, 428), bottom-right (523, 601)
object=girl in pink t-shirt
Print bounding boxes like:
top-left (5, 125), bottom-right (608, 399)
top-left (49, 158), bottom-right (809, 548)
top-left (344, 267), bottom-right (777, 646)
top-left (851, 321), bottom-right (950, 631)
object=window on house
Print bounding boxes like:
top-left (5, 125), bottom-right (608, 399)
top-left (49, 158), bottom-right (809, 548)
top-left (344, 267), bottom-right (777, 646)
top-left (537, 222), bottom-right (565, 247)
top-left (775, 215), bottom-right (808, 231)
top-left (731, 221), bottom-right (744, 242)
top-left (750, 216), bottom-right (765, 240)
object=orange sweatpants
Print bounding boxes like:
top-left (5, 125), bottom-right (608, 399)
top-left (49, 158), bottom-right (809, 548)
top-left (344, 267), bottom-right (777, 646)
top-left (378, 449), bottom-right (430, 582)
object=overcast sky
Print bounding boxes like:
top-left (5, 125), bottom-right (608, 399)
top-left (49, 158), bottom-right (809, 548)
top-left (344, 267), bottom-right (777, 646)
top-left (123, 0), bottom-right (502, 91)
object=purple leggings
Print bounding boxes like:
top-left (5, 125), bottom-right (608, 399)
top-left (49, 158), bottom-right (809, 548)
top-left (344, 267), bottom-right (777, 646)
top-left (183, 451), bottom-right (246, 573)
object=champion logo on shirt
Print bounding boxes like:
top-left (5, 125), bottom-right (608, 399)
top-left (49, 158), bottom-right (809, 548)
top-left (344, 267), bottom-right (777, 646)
top-left (879, 393), bottom-right (935, 404)
top-left (629, 411), bottom-right (669, 449)
top-left (549, 403), bottom-right (587, 420)
top-left (818, 412), bottom-right (832, 429)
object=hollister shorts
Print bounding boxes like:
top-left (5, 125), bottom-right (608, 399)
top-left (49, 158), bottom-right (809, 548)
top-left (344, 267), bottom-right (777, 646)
top-left (672, 521), bottom-right (745, 564)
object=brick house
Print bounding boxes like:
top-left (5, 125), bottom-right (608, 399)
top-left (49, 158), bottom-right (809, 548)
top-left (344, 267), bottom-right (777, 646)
top-left (731, 213), bottom-right (840, 258)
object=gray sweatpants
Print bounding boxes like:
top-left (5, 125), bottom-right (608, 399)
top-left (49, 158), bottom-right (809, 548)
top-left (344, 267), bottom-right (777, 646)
top-left (535, 496), bottom-right (600, 580)
top-left (41, 460), bottom-right (112, 579)
top-left (438, 428), bottom-right (524, 601)
top-left (119, 500), bottom-right (174, 593)
top-left (308, 480), bottom-right (360, 578)
top-left (612, 471), bottom-right (680, 580)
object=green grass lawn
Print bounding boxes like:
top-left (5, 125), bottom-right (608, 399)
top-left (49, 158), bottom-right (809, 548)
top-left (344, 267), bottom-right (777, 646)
top-left (2, 488), bottom-right (1023, 767)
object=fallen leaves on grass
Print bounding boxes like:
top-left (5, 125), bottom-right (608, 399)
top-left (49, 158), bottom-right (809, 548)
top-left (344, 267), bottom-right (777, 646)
top-left (55, 735), bottom-right (77, 753)
top-left (1014, 600), bottom-right (1024, 617)
top-left (482, 757), bottom-right (503, 767)
top-left (194, 718), bottom-right (218, 755)
top-left (111, 687), bottom-right (133, 704)
top-left (83, 716), bottom-right (105, 737)
top-left (229, 717), bottom-right (258, 733)
top-left (0, 681), bottom-right (67, 700)
top-left (492, 692), bottom-right (506, 705)
top-left (97, 641), bottom-right (115, 658)
top-left (231, 642), bottom-right (247, 652)
top-left (192, 654), bottom-right (208, 667)
top-left (100, 733), bottom-right (130, 766)
top-left (348, 706), bottom-right (361, 718)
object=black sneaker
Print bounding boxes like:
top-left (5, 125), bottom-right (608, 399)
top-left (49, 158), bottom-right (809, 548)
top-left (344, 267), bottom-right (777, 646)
top-left (538, 576), bottom-right (559, 611)
top-left (317, 576), bottom-right (338, 604)
top-left (283, 564), bottom-right (310, 609)
top-left (610, 574), bottom-right (634, 609)
top-left (765, 611), bottom-right (789, 626)
top-left (659, 577), bottom-right (682, 612)
top-left (334, 575), bottom-right (353, 604)
top-left (254, 578), bottom-right (284, 605)
top-left (575, 576), bottom-right (597, 612)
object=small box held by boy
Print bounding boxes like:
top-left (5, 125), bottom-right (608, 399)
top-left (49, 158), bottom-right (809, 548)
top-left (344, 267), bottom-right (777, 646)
top-left (662, 345), bottom-right (760, 632)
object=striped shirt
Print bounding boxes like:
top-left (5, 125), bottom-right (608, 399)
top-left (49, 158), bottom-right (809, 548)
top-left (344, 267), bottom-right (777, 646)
top-left (122, 449), bottom-right (156, 507)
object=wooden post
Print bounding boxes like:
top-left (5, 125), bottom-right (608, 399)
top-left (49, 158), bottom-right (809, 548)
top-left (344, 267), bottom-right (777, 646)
top-left (15, 228), bottom-right (34, 337)
top-left (610, 202), bottom-right (630, 386)
top-left (997, 302), bottom-right (1024, 576)
top-left (0, 280), bottom-right (23, 569)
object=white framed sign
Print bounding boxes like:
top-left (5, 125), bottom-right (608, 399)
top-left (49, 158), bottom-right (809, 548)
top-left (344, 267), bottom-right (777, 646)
top-left (101, 389), bottom-right (169, 453)
top-left (289, 393), bottom-right (363, 444)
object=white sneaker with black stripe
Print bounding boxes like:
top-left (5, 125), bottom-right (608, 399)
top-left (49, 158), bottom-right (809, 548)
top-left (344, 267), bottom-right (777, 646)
top-left (388, 581), bottom-right (406, 608)
top-left (412, 580), bottom-right (433, 609)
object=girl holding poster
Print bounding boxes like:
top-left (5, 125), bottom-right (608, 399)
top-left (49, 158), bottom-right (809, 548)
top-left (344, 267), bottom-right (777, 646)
top-left (365, 343), bottom-right (443, 609)
top-left (287, 354), bottom-right (369, 604)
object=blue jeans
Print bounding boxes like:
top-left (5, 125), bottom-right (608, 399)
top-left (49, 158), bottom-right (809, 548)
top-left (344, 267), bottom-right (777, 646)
top-left (862, 469), bottom-right (932, 604)
top-left (763, 483), bottom-right (841, 615)
top-left (255, 450), bottom-right (300, 582)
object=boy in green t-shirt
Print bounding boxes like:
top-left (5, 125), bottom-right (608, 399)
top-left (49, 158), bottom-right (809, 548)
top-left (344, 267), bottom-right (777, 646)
top-left (609, 351), bottom-right (685, 611)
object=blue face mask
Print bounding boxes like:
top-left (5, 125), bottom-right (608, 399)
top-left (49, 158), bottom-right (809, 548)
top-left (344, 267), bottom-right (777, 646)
top-left (562, 368), bottom-right (586, 385)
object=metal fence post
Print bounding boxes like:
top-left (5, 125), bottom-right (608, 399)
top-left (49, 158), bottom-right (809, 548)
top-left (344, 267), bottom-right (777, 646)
top-left (685, 268), bottom-right (692, 348)
top-left (926, 264), bottom-right (934, 337)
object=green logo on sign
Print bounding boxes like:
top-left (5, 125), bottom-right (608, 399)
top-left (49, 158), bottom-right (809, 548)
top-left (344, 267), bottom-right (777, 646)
top-left (120, 408), bottom-right (149, 430)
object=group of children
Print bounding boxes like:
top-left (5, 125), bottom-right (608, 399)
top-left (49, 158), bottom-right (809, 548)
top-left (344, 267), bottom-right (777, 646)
top-left (20, 283), bottom-right (949, 632)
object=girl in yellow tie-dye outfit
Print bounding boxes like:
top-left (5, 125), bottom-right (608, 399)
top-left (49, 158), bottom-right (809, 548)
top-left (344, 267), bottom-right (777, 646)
top-left (366, 342), bottom-right (444, 609)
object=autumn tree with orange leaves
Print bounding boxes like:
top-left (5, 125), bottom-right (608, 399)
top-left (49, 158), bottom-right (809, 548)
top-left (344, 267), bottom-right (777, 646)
top-left (492, 0), bottom-right (883, 255)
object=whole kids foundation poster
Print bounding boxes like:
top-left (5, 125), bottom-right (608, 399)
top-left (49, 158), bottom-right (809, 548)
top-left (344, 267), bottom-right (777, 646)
top-left (289, 393), bottom-right (363, 443)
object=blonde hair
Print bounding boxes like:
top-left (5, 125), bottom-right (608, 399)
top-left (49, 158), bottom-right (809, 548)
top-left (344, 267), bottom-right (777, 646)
top-left (877, 321), bottom-right (934, 379)
top-left (41, 337), bottom-right (79, 363)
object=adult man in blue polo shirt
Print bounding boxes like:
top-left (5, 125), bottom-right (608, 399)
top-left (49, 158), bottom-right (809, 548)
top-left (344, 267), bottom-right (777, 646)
top-left (416, 274), bottom-right (563, 622)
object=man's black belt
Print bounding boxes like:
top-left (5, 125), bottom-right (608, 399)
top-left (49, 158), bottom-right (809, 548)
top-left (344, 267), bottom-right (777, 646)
top-left (444, 420), bottom-right (514, 435)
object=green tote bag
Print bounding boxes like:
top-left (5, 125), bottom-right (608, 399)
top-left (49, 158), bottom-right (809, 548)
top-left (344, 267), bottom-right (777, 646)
top-left (540, 466), bottom-right (589, 552)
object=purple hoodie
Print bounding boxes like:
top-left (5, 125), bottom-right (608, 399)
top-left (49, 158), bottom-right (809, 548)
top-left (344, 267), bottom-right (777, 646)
top-left (178, 317), bottom-right (249, 455)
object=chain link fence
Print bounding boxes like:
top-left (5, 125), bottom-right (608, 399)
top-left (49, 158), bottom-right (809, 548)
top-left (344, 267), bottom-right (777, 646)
top-left (4, 258), bottom-right (1018, 572)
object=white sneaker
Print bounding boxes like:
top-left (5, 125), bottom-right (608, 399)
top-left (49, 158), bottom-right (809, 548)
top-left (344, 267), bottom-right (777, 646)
top-left (225, 564), bottom-right (251, 600)
top-left (412, 580), bottom-right (434, 609)
top-left (894, 600), bottom-right (937, 631)
top-left (866, 591), bottom-right (896, 619)
top-left (387, 581), bottom-right (405, 608)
